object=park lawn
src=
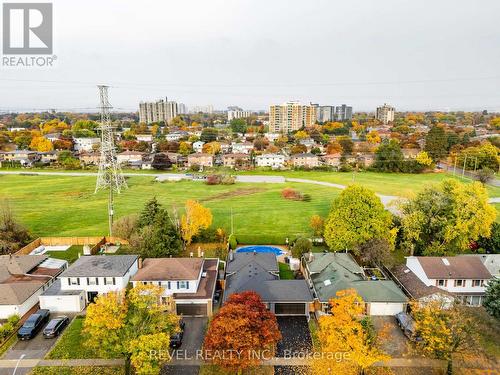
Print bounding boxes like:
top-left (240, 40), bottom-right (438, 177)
top-left (46, 316), bottom-right (121, 360)
top-left (278, 262), bottom-right (294, 279)
top-left (238, 170), bottom-right (500, 198)
top-left (30, 367), bottom-right (124, 375)
top-left (0, 175), bottom-right (338, 243)
top-left (46, 245), bottom-right (84, 264)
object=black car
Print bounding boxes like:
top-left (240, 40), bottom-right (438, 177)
top-left (170, 320), bottom-right (186, 349)
top-left (17, 309), bottom-right (50, 340)
top-left (43, 316), bottom-right (69, 339)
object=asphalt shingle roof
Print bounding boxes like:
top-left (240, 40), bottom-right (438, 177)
top-left (59, 255), bottom-right (138, 277)
top-left (308, 253), bottom-right (407, 303)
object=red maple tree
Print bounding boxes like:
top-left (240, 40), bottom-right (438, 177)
top-left (203, 291), bottom-right (281, 371)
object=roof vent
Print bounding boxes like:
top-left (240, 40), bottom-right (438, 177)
top-left (323, 279), bottom-right (331, 286)
top-left (442, 258), bottom-right (450, 266)
top-left (403, 269), bottom-right (410, 274)
top-left (202, 272), bottom-right (207, 278)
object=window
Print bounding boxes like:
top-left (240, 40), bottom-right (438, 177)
top-left (167, 281), bottom-right (171, 289)
top-left (105, 277), bottom-right (116, 286)
top-left (87, 277), bottom-right (98, 286)
top-left (436, 279), bottom-right (446, 287)
top-left (69, 278), bottom-right (80, 286)
top-left (177, 281), bottom-right (189, 289)
top-left (454, 279), bottom-right (465, 287)
top-left (472, 280), bottom-right (483, 287)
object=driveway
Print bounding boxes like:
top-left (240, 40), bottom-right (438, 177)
top-left (0, 314), bottom-right (75, 375)
top-left (275, 317), bottom-right (312, 375)
top-left (161, 317), bottom-right (207, 375)
top-left (371, 316), bottom-right (409, 357)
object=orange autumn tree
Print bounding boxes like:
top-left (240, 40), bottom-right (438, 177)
top-left (311, 289), bottom-right (389, 375)
top-left (203, 291), bottom-right (281, 372)
top-left (180, 200), bottom-right (212, 246)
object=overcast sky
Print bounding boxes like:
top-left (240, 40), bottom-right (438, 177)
top-left (1, 0), bottom-right (500, 113)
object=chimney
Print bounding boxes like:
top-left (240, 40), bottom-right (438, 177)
top-left (138, 258), bottom-right (143, 269)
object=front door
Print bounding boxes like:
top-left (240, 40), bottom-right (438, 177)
top-left (87, 291), bottom-right (98, 303)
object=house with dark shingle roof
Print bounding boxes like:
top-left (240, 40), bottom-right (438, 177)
top-left (0, 254), bottom-right (67, 319)
top-left (405, 256), bottom-right (493, 306)
top-left (131, 258), bottom-right (218, 317)
top-left (223, 251), bottom-right (313, 317)
top-left (57, 255), bottom-right (138, 304)
top-left (303, 252), bottom-right (408, 316)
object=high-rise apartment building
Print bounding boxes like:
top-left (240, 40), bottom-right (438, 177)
top-left (376, 103), bottom-right (395, 124)
top-left (269, 101), bottom-right (317, 133)
top-left (190, 105), bottom-right (214, 114)
top-left (335, 104), bottom-right (353, 121)
top-left (178, 103), bottom-right (187, 114)
top-left (317, 106), bottom-right (335, 122)
top-left (228, 109), bottom-right (252, 121)
top-left (139, 98), bottom-right (179, 124)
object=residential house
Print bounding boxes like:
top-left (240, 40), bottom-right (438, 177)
top-left (40, 151), bottom-right (58, 164)
top-left (303, 252), bottom-right (408, 316)
top-left (223, 153), bottom-right (250, 169)
top-left (472, 254), bottom-right (500, 279)
top-left (117, 150), bottom-right (145, 165)
top-left (0, 150), bottom-right (41, 167)
top-left (291, 153), bottom-right (319, 168)
top-left (231, 142), bottom-right (254, 154)
top-left (73, 137), bottom-right (100, 152)
top-left (79, 152), bottom-right (100, 166)
top-left (187, 153), bottom-right (213, 168)
top-left (322, 154), bottom-right (342, 167)
top-left (224, 252), bottom-right (313, 317)
top-left (264, 133), bottom-right (281, 142)
top-left (44, 133), bottom-right (62, 142)
top-left (0, 255), bottom-right (67, 319)
top-left (192, 141), bottom-right (205, 153)
top-left (255, 153), bottom-right (286, 169)
top-left (404, 256), bottom-right (493, 306)
top-left (392, 265), bottom-right (455, 308)
top-left (219, 141), bottom-right (231, 154)
top-left (136, 134), bottom-right (153, 142)
top-left (165, 131), bottom-right (189, 142)
top-left (46, 255), bottom-right (139, 310)
top-left (131, 257), bottom-right (218, 316)
top-left (298, 138), bottom-right (316, 150)
top-left (161, 152), bottom-right (181, 165)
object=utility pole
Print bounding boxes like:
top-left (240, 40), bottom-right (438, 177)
top-left (473, 157), bottom-right (478, 173)
top-left (453, 156), bottom-right (457, 176)
top-left (462, 155), bottom-right (467, 179)
top-left (95, 85), bottom-right (127, 238)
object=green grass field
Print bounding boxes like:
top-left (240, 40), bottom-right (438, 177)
top-left (1, 171), bottom-right (498, 244)
top-left (46, 245), bottom-right (84, 264)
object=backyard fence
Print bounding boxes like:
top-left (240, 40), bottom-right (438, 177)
top-left (16, 236), bottom-right (129, 255)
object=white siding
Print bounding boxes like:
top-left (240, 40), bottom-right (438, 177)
top-left (39, 293), bottom-right (85, 313)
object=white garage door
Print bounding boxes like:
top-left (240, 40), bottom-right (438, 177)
top-left (369, 303), bottom-right (404, 316)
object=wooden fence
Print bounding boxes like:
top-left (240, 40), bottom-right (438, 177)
top-left (16, 236), bottom-right (129, 255)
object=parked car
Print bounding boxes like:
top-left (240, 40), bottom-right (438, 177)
top-left (17, 309), bottom-right (50, 340)
top-left (395, 312), bottom-right (422, 342)
top-left (170, 319), bottom-right (186, 348)
top-left (43, 316), bottom-right (70, 339)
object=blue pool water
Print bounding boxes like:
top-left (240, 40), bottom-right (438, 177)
top-left (236, 245), bottom-right (285, 255)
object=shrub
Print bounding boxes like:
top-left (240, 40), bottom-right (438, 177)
top-left (281, 187), bottom-right (303, 200)
top-left (228, 234), bottom-right (237, 249)
top-left (205, 174), bottom-right (235, 185)
top-left (193, 227), bottom-right (219, 243)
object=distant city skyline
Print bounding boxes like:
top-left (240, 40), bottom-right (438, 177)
top-left (1, 0), bottom-right (500, 113)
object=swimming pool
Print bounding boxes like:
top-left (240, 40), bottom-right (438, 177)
top-left (236, 245), bottom-right (285, 255)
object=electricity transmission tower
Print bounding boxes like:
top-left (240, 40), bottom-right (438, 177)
top-left (95, 85), bottom-right (127, 237)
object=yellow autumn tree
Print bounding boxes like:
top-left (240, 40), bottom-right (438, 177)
top-left (310, 289), bottom-right (389, 375)
top-left (180, 200), bottom-right (213, 245)
top-left (82, 291), bottom-right (128, 357)
top-left (415, 151), bottom-right (433, 166)
top-left (202, 141), bottom-right (221, 155)
top-left (83, 284), bottom-right (180, 374)
top-left (366, 130), bottom-right (381, 144)
top-left (310, 215), bottom-right (324, 237)
top-left (29, 136), bottom-right (53, 152)
top-left (412, 301), bottom-right (478, 374)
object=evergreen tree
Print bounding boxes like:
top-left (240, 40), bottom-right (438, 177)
top-left (424, 125), bottom-right (448, 162)
top-left (138, 197), bottom-right (161, 228)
